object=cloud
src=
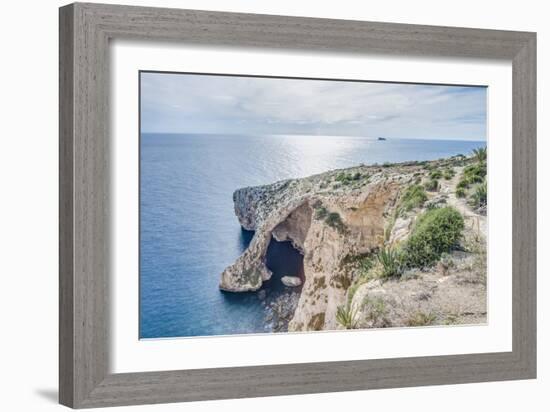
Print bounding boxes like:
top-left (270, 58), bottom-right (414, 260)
top-left (140, 72), bottom-right (486, 141)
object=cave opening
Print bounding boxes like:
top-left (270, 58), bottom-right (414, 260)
top-left (263, 237), bottom-right (305, 294)
top-left (260, 236), bottom-right (305, 332)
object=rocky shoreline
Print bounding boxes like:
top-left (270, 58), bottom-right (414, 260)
top-left (220, 152), bottom-right (487, 332)
top-left (259, 289), bottom-right (301, 332)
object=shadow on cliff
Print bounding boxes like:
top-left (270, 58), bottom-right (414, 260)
top-left (233, 227), bottom-right (304, 295)
top-left (238, 227), bottom-right (255, 252)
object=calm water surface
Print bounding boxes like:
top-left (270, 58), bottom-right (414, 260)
top-left (140, 133), bottom-right (485, 338)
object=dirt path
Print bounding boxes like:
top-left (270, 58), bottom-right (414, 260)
top-left (438, 166), bottom-right (487, 239)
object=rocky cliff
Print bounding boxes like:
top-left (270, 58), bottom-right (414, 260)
top-left (220, 155), bottom-right (487, 332)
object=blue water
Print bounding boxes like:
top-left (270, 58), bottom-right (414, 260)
top-left (140, 133), bottom-right (485, 339)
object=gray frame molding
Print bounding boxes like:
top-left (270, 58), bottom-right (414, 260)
top-left (59, 2), bottom-right (536, 408)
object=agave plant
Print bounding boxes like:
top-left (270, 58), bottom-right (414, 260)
top-left (472, 147), bottom-right (487, 163)
top-left (336, 304), bottom-right (359, 329)
top-left (376, 247), bottom-right (403, 278)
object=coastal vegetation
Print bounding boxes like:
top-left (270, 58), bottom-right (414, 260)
top-left (335, 171), bottom-right (362, 183)
top-left (472, 146), bottom-right (487, 163)
top-left (469, 181), bottom-right (487, 208)
top-left (443, 168), bottom-right (455, 180)
top-left (222, 148), bottom-right (487, 333)
top-left (314, 204), bottom-right (328, 220)
top-left (458, 163), bottom-right (486, 188)
top-left (424, 178), bottom-right (439, 192)
top-left (314, 203), bottom-right (347, 233)
top-left (402, 207), bottom-right (464, 268)
top-left (429, 170), bottom-right (443, 179)
top-left (325, 212), bottom-right (347, 233)
top-left (455, 146), bottom-right (487, 212)
top-left (350, 206), bottom-right (464, 285)
top-left (376, 247), bottom-right (404, 278)
top-left (399, 184), bottom-right (428, 212)
top-left (335, 303), bottom-right (359, 329)
top-left (334, 171), bottom-right (367, 187)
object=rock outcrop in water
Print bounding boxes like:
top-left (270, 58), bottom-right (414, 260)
top-left (220, 155), bottom-right (487, 332)
top-left (281, 276), bottom-right (302, 287)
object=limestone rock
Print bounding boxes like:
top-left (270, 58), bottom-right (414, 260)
top-left (388, 216), bottom-right (412, 245)
top-left (220, 162), bottom-right (406, 328)
top-left (349, 250), bottom-right (487, 328)
top-left (219, 157), bottom-right (487, 330)
top-left (281, 276), bottom-right (302, 287)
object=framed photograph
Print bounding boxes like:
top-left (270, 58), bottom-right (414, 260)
top-left (59, 3), bottom-right (536, 408)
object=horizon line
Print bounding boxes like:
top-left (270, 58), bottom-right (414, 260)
top-left (140, 132), bottom-right (486, 142)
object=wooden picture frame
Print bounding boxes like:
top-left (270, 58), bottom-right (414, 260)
top-left (59, 2), bottom-right (536, 408)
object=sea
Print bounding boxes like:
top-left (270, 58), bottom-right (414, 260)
top-left (139, 133), bottom-right (485, 339)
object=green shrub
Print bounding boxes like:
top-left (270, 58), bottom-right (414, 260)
top-left (400, 184), bottom-right (428, 212)
top-left (443, 168), bottom-right (455, 180)
top-left (424, 178), bottom-right (439, 192)
top-left (335, 172), bottom-right (352, 185)
top-left (429, 170), bottom-right (442, 179)
top-left (426, 201), bottom-right (441, 211)
top-left (335, 172), bottom-right (346, 182)
top-left (359, 255), bottom-right (375, 275)
top-left (336, 304), bottom-right (359, 329)
top-left (463, 163), bottom-right (486, 182)
top-left (376, 247), bottom-right (403, 278)
top-left (456, 187), bottom-right (466, 198)
top-left (457, 161), bottom-right (486, 190)
top-left (314, 204), bottom-right (347, 233)
top-left (336, 174), bottom-right (351, 185)
top-left (314, 206), bottom-right (328, 220)
top-left (402, 207), bottom-right (464, 268)
top-left (335, 171), bottom-right (362, 185)
top-left (325, 212), bottom-right (346, 233)
top-left (469, 181), bottom-right (487, 208)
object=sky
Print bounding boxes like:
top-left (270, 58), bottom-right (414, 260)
top-left (140, 72), bottom-right (487, 141)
